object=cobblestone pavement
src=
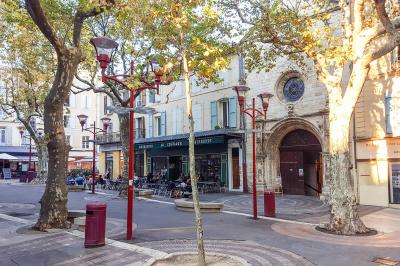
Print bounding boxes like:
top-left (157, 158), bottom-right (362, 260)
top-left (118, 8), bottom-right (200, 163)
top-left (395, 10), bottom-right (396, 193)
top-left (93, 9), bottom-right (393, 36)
top-left (0, 231), bottom-right (150, 266)
top-left (138, 239), bottom-right (314, 266)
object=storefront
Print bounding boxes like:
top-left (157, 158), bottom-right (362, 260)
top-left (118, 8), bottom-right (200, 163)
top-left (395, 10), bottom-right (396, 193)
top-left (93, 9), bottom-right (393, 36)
top-left (135, 130), bottom-right (241, 189)
top-left (356, 138), bottom-right (400, 207)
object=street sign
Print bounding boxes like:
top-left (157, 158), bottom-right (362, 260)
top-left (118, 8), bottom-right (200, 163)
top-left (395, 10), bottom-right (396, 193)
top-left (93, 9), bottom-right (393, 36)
top-left (2, 168), bottom-right (11, 179)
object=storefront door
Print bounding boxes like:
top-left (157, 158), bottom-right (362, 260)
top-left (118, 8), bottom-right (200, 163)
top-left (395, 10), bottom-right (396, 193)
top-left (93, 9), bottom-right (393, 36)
top-left (390, 163), bottom-right (400, 204)
top-left (232, 148), bottom-right (240, 189)
top-left (280, 151), bottom-right (304, 195)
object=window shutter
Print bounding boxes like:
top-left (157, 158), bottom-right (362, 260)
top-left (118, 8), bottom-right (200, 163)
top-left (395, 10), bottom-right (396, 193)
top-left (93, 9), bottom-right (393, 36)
top-left (229, 97), bottom-right (237, 128)
top-left (210, 101), bottom-right (217, 130)
top-left (104, 96), bottom-right (108, 115)
top-left (135, 118), bottom-right (139, 139)
top-left (148, 114), bottom-right (153, 137)
top-left (69, 116), bottom-right (75, 128)
top-left (70, 94), bottom-right (76, 107)
top-left (193, 104), bottom-right (202, 132)
top-left (149, 90), bottom-right (155, 103)
top-left (6, 127), bottom-right (11, 145)
top-left (177, 108), bottom-right (183, 134)
top-left (161, 112), bottom-right (166, 136)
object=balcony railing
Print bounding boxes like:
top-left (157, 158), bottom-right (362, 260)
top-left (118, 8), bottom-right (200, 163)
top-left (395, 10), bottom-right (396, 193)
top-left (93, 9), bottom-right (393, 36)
top-left (96, 128), bottom-right (146, 145)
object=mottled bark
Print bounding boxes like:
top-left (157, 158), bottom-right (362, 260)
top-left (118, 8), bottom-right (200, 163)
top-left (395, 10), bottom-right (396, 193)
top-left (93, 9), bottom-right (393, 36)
top-left (34, 52), bottom-right (81, 231)
top-left (183, 54), bottom-right (206, 266)
top-left (323, 111), bottom-right (370, 235)
top-left (118, 112), bottom-right (129, 196)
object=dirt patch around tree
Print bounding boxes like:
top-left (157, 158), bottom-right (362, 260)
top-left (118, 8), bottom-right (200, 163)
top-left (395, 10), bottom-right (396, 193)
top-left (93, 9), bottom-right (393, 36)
top-left (151, 253), bottom-right (245, 266)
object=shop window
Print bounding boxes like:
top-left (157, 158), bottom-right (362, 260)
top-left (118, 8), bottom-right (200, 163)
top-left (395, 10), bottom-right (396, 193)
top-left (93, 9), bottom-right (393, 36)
top-left (390, 163), bottom-right (400, 204)
top-left (0, 127), bottom-right (6, 144)
top-left (82, 136), bottom-right (90, 149)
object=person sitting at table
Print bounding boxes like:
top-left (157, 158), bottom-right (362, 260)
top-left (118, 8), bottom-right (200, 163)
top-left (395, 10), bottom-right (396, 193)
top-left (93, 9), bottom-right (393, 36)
top-left (147, 172), bottom-right (154, 183)
top-left (76, 173), bottom-right (84, 186)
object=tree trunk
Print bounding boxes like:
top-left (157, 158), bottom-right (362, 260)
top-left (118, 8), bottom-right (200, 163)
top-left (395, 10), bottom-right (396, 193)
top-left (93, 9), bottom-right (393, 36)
top-left (34, 52), bottom-right (80, 231)
top-left (118, 112), bottom-right (130, 196)
top-left (31, 141), bottom-right (48, 184)
top-left (183, 54), bottom-right (206, 266)
top-left (324, 110), bottom-right (370, 235)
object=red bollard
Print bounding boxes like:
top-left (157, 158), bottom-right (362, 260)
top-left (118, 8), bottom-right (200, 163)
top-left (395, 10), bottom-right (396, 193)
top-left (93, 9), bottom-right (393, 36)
top-left (85, 202), bottom-right (107, 248)
top-left (264, 191), bottom-right (276, 217)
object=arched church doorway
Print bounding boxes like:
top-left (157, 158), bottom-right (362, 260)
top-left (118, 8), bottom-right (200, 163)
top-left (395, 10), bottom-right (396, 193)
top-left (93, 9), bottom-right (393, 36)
top-left (279, 129), bottom-right (322, 196)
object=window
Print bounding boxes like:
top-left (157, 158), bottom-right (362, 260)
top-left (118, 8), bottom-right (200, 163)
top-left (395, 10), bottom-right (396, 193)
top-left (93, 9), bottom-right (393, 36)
top-left (135, 117), bottom-right (145, 138)
top-left (149, 90), bottom-right (156, 104)
top-left (221, 100), bottom-right (229, 128)
top-left (66, 135), bottom-right (71, 145)
top-left (0, 127), bottom-right (6, 144)
top-left (283, 77), bottom-right (304, 102)
top-left (141, 91), bottom-right (146, 106)
top-left (22, 131), bottom-right (29, 145)
top-left (82, 136), bottom-right (90, 149)
top-left (64, 96), bottom-right (70, 107)
top-left (103, 96), bottom-right (111, 115)
top-left (211, 97), bottom-right (237, 130)
top-left (64, 115), bottom-right (70, 128)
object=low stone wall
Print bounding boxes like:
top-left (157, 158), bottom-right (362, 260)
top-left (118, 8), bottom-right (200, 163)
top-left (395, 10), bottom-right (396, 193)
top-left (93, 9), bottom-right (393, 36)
top-left (67, 185), bottom-right (84, 192)
top-left (174, 199), bottom-right (223, 213)
top-left (135, 189), bottom-right (153, 198)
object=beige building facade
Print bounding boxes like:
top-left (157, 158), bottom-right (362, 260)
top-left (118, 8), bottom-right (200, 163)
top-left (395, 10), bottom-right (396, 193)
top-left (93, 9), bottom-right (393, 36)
top-left (95, 53), bottom-right (399, 207)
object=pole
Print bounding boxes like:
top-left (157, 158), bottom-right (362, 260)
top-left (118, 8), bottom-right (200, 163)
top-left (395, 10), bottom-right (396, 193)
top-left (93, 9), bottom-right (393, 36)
top-left (92, 121), bottom-right (96, 194)
top-left (28, 138), bottom-right (32, 171)
top-left (127, 87), bottom-right (135, 240)
top-left (252, 98), bottom-right (257, 219)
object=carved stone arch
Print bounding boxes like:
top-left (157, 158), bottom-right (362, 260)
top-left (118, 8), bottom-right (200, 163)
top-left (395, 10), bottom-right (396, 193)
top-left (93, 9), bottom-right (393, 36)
top-left (262, 118), bottom-right (326, 190)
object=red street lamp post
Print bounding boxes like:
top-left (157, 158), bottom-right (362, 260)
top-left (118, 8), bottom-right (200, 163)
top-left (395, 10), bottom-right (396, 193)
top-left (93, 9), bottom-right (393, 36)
top-left (77, 114), bottom-right (111, 194)
top-left (233, 85), bottom-right (273, 219)
top-left (90, 36), bottom-right (164, 240)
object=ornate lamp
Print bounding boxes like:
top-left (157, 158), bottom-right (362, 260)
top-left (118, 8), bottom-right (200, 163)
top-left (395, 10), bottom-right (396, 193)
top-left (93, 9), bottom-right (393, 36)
top-left (17, 125), bottom-right (25, 138)
top-left (77, 114), bottom-right (88, 131)
top-left (258, 93), bottom-right (274, 113)
top-left (150, 58), bottom-right (164, 85)
top-left (232, 85), bottom-right (250, 111)
top-left (100, 117), bottom-right (111, 131)
top-left (90, 36), bottom-right (119, 71)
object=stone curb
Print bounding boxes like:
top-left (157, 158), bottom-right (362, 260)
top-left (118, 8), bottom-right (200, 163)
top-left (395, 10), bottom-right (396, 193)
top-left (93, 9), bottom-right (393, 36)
top-left (174, 199), bottom-right (224, 213)
top-left (142, 251), bottom-right (251, 266)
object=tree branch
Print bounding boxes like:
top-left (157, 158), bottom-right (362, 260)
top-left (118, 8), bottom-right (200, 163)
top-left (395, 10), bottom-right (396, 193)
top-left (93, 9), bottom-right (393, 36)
top-left (25, 0), bottom-right (64, 55)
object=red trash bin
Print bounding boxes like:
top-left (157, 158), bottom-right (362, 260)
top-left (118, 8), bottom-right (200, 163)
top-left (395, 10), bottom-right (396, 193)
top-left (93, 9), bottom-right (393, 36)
top-left (85, 202), bottom-right (107, 248)
top-left (264, 191), bottom-right (276, 217)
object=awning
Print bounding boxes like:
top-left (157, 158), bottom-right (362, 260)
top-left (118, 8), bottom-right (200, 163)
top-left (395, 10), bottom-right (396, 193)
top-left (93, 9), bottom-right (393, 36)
top-left (75, 157), bottom-right (98, 163)
top-left (12, 155), bottom-right (39, 162)
top-left (0, 153), bottom-right (18, 160)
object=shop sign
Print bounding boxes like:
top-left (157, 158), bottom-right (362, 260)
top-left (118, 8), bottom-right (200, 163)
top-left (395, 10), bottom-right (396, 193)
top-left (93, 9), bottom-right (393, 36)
top-left (135, 136), bottom-right (225, 150)
top-left (357, 139), bottom-right (400, 159)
